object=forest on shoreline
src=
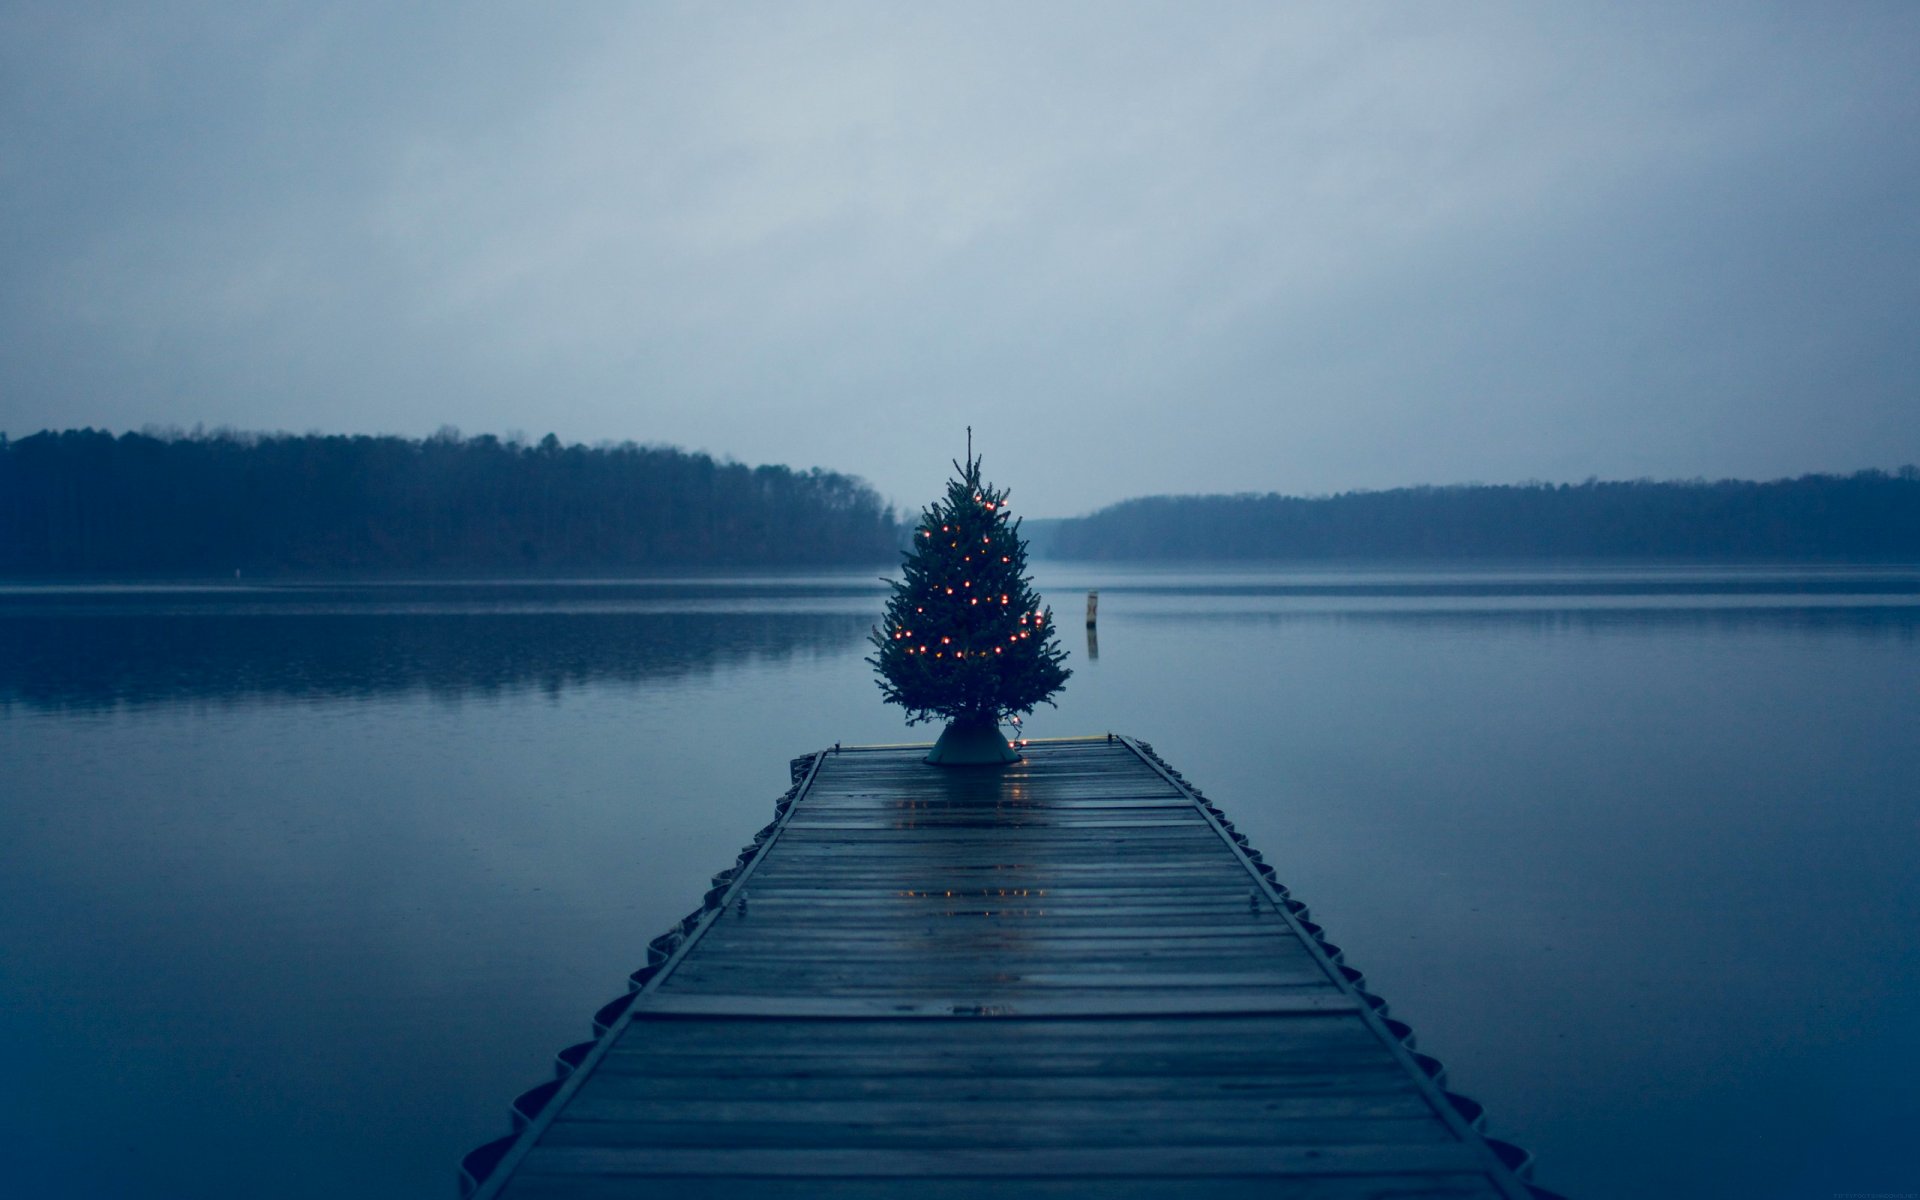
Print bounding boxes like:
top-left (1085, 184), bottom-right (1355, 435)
top-left (5, 428), bottom-right (1917, 575)
top-left (1034, 470), bottom-right (1920, 561)
top-left (0, 429), bottom-right (898, 575)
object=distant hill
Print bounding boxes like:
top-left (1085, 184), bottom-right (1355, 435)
top-left (1036, 470), bottom-right (1920, 561)
top-left (0, 428), bottom-right (899, 576)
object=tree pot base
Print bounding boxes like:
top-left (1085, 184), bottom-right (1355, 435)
top-left (924, 716), bottom-right (1020, 766)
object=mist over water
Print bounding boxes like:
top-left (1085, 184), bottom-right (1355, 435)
top-left (2, 566), bottom-right (1916, 1198)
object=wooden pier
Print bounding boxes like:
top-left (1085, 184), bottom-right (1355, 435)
top-left (464, 735), bottom-right (1549, 1199)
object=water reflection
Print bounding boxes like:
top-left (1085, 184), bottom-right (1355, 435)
top-left (0, 603), bottom-right (874, 711)
top-left (1130, 603), bottom-right (1920, 639)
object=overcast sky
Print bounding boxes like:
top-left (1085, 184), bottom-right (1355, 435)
top-left (2, 3), bottom-right (1916, 516)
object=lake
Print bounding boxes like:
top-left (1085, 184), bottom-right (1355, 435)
top-left (2, 565), bottom-right (1917, 1198)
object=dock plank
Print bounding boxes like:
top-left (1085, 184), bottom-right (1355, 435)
top-left (472, 738), bottom-right (1536, 1199)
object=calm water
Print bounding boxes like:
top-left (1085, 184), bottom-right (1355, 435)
top-left (2, 566), bottom-right (1917, 1199)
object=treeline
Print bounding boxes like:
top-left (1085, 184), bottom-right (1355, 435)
top-left (0, 429), bottom-right (899, 575)
top-left (1042, 471), bottom-right (1920, 561)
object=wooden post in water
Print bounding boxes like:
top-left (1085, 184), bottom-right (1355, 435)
top-left (1085, 590), bottom-right (1098, 626)
top-left (1085, 591), bottom-right (1099, 659)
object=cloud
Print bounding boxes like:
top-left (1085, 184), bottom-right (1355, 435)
top-left (3, 2), bottom-right (1916, 514)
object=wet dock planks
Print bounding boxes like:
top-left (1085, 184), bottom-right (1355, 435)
top-left (469, 736), bottom-right (1539, 1199)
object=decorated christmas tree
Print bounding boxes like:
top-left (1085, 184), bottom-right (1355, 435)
top-left (868, 445), bottom-right (1070, 764)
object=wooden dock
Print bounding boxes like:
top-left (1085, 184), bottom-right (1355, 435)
top-left (463, 735), bottom-right (1551, 1199)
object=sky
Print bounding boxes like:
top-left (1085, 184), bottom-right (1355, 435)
top-left (2, 3), bottom-right (1916, 517)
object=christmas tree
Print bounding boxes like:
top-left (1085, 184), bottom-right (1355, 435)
top-left (868, 447), bottom-right (1070, 764)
